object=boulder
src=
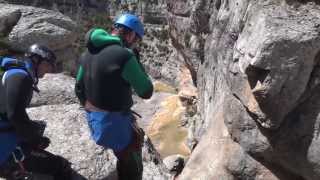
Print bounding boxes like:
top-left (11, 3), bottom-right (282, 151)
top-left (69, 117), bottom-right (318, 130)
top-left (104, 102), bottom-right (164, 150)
top-left (163, 154), bottom-right (185, 177)
top-left (0, 3), bottom-right (77, 73)
top-left (31, 73), bottom-right (78, 107)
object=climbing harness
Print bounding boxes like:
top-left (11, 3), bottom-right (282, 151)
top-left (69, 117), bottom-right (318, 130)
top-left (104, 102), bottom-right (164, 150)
top-left (11, 147), bottom-right (33, 180)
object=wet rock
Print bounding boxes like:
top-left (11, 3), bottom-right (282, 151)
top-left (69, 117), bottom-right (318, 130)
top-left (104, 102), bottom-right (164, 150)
top-left (163, 154), bottom-right (185, 176)
top-left (132, 91), bottom-right (174, 130)
top-left (147, 95), bottom-right (191, 158)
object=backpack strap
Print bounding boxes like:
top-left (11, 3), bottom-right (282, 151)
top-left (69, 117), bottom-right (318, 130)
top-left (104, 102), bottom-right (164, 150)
top-left (0, 57), bottom-right (38, 91)
top-left (0, 113), bottom-right (14, 132)
top-left (0, 57), bottom-right (4, 76)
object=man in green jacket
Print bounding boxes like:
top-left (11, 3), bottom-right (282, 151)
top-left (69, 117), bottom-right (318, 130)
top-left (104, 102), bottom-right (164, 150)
top-left (75, 13), bottom-right (153, 180)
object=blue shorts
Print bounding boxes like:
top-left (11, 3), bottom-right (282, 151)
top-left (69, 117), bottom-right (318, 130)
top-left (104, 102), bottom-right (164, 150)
top-left (86, 111), bottom-right (133, 152)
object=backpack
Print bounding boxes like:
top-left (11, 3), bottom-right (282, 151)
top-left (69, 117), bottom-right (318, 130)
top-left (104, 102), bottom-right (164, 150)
top-left (0, 56), bottom-right (38, 92)
top-left (0, 57), bottom-right (24, 165)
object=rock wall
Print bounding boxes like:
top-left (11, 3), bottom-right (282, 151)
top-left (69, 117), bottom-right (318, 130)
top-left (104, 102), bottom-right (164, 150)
top-left (167, 0), bottom-right (320, 179)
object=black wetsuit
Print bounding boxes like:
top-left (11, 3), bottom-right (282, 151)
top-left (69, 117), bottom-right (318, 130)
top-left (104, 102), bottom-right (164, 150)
top-left (0, 67), bottom-right (38, 142)
top-left (0, 57), bottom-right (71, 180)
top-left (75, 28), bottom-right (153, 110)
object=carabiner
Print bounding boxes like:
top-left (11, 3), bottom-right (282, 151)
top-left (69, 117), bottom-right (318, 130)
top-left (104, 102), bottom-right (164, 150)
top-left (12, 146), bottom-right (25, 163)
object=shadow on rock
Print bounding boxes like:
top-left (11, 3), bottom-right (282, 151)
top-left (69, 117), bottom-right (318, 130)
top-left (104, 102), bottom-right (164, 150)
top-left (98, 170), bottom-right (118, 180)
top-left (71, 170), bottom-right (88, 180)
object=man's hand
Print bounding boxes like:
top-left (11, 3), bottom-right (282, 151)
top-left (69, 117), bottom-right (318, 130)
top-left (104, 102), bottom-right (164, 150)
top-left (37, 136), bottom-right (51, 149)
top-left (28, 136), bottom-right (50, 150)
top-left (132, 48), bottom-right (147, 73)
top-left (33, 120), bottom-right (47, 136)
top-left (132, 48), bottom-right (140, 61)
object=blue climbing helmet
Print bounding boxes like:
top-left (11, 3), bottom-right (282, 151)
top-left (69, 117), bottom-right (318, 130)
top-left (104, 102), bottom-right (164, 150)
top-left (114, 13), bottom-right (144, 39)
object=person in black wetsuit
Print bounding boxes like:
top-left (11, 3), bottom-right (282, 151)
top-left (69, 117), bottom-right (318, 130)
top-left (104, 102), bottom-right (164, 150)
top-left (0, 44), bottom-right (72, 180)
top-left (75, 13), bottom-right (153, 180)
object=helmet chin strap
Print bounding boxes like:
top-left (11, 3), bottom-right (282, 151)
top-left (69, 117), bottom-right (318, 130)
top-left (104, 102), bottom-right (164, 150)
top-left (123, 40), bottom-right (130, 48)
top-left (123, 31), bottom-right (136, 48)
top-left (121, 34), bottom-right (130, 48)
top-left (129, 42), bottom-right (138, 49)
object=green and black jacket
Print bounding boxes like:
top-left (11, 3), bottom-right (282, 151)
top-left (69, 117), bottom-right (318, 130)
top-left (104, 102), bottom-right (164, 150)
top-left (75, 28), bottom-right (153, 111)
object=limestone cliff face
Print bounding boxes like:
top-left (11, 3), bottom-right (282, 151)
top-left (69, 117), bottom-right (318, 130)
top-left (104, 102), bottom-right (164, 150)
top-left (167, 0), bottom-right (320, 179)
